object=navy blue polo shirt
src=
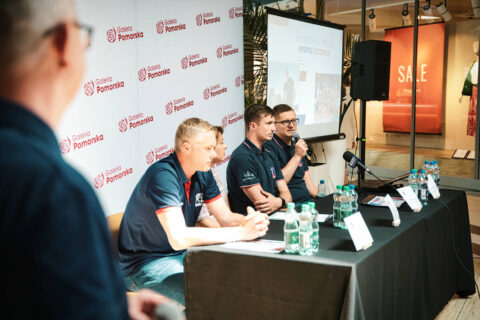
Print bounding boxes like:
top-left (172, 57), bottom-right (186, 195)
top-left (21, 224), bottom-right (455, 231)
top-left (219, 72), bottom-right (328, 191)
top-left (265, 134), bottom-right (311, 204)
top-left (227, 138), bottom-right (284, 215)
top-left (0, 100), bottom-right (128, 319)
top-left (118, 152), bottom-right (221, 276)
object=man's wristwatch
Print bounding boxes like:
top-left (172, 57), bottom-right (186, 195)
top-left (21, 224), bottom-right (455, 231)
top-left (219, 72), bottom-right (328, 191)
top-left (280, 197), bottom-right (286, 208)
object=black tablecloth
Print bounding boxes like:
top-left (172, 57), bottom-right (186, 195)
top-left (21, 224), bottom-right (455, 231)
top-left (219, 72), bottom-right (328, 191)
top-left (184, 189), bottom-right (475, 320)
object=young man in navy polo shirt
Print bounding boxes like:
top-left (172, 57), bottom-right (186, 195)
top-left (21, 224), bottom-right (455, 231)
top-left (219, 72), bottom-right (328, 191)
top-left (118, 118), bottom-right (269, 305)
top-left (227, 104), bottom-right (292, 215)
top-left (265, 104), bottom-right (318, 204)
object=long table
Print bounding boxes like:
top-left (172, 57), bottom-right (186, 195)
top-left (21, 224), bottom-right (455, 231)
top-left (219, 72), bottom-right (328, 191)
top-left (184, 190), bottom-right (475, 319)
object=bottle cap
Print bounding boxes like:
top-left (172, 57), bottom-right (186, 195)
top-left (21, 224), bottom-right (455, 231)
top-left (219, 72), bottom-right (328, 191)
top-left (413, 169), bottom-right (418, 173)
top-left (320, 179), bottom-right (325, 184)
top-left (420, 169), bottom-right (426, 173)
top-left (410, 169), bottom-right (415, 173)
top-left (349, 184), bottom-right (355, 190)
top-left (425, 160), bottom-right (429, 164)
top-left (287, 202), bottom-right (295, 209)
top-left (343, 186), bottom-right (349, 191)
top-left (308, 202), bottom-right (315, 208)
top-left (336, 185), bottom-right (342, 190)
top-left (301, 204), bottom-right (309, 211)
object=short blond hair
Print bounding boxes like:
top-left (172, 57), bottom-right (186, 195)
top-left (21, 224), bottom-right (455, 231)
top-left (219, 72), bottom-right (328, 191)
top-left (175, 118), bottom-right (215, 152)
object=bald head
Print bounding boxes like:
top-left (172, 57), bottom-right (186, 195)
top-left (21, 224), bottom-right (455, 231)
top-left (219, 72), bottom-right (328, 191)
top-left (0, 0), bottom-right (76, 70)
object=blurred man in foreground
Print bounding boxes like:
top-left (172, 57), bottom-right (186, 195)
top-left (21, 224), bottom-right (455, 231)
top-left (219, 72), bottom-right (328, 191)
top-left (0, 1), bottom-right (165, 318)
top-left (118, 118), bottom-right (269, 305)
top-left (265, 104), bottom-right (318, 204)
top-left (227, 104), bottom-right (292, 215)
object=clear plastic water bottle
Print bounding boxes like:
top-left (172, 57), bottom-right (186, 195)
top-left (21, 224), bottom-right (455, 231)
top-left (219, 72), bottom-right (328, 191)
top-left (339, 186), bottom-right (352, 230)
top-left (422, 160), bottom-right (429, 173)
top-left (317, 179), bottom-right (326, 197)
top-left (333, 185), bottom-right (343, 228)
top-left (429, 161), bottom-right (437, 183)
top-left (418, 169), bottom-right (428, 206)
top-left (408, 169), bottom-right (418, 197)
top-left (349, 184), bottom-right (358, 214)
top-left (308, 202), bottom-right (319, 252)
top-left (299, 204), bottom-right (313, 255)
top-left (433, 160), bottom-right (440, 186)
top-left (284, 202), bottom-right (299, 254)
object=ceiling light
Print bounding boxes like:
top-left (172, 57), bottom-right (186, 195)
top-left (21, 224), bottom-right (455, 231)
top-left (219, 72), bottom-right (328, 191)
top-left (473, 0), bottom-right (480, 18)
top-left (423, 0), bottom-right (433, 16)
top-left (369, 9), bottom-right (376, 32)
top-left (436, 2), bottom-right (452, 22)
top-left (402, 3), bottom-right (412, 25)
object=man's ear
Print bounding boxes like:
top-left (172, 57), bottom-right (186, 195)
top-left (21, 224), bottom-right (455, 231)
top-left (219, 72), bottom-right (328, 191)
top-left (182, 141), bottom-right (191, 153)
top-left (51, 23), bottom-right (69, 67)
top-left (249, 121), bottom-right (256, 131)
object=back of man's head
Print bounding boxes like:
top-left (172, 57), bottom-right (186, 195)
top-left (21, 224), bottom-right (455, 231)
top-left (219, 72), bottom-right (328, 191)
top-left (244, 104), bottom-right (274, 131)
top-left (0, 0), bottom-right (75, 73)
top-left (272, 104), bottom-right (294, 119)
top-left (175, 118), bottom-right (215, 152)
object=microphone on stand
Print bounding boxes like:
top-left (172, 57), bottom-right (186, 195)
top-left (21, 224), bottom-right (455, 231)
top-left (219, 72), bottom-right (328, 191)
top-left (292, 132), bottom-right (311, 161)
top-left (342, 151), bottom-right (398, 193)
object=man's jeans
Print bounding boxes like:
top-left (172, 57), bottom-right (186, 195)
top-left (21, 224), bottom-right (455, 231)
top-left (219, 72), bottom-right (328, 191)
top-left (125, 252), bottom-right (186, 305)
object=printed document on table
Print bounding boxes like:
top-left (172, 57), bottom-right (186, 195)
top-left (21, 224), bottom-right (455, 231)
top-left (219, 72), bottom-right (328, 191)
top-left (220, 239), bottom-right (284, 253)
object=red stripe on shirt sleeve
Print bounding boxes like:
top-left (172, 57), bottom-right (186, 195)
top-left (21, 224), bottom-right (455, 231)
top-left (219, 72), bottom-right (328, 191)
top-left (156, 206), bottom-right (179, 215)
top-left (240, 183), bottom-right (260, 188)
top-left (204, 193), bottom-right (222, 203)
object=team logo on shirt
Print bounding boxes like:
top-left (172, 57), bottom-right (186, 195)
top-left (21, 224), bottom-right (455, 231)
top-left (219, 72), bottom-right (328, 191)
top-left (242, 170), bottom-right (256, 182)
top-left (270, 167), bottom-right (276, 179)
top-left (195, 193), bottom-right (204, 207)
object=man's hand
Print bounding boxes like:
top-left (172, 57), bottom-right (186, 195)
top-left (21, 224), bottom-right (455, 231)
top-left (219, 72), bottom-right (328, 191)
top-left (239, 206), bottom-right (269, 240)
top-left (253, 190), bottom-right (282, 214)
top-left (294, 138), bottom-right (308, 158)
top-left (127, 289), bottom-right (171, 320)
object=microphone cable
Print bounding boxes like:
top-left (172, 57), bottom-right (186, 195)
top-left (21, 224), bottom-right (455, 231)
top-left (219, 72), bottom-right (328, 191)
top-left (435, 198), bottom-right (480, 300)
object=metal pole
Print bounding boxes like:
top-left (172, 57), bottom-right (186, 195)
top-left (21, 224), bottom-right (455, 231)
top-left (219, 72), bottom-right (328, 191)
top-left (475, 34), bottom-right (480, 179)
top-left (410, 0), bottom-right (419, 169)
top-left (359, 0), bottom-right (366, 183)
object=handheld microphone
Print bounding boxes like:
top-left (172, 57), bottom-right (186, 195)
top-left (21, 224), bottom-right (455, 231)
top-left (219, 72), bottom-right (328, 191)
top-left (154, 302), bottom-right (185, 320)
top-left (292, 132), bottom-right (311, 161)
top-left (343, 151), bottom-right (371, 173)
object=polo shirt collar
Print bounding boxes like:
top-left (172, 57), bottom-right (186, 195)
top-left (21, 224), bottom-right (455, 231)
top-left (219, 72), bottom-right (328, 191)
top-left (171, 152), bottom-right (189, 184)
top-left (272, 133), bottom-right (293, 150)
top-left (0, 99), bottom-right (60, 157)
top-left (242, 138), bottom-right (264, 155)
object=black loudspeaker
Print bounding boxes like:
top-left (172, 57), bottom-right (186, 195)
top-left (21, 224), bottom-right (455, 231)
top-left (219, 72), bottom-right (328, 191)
top-left (351, 40), bottom-right (391, 101)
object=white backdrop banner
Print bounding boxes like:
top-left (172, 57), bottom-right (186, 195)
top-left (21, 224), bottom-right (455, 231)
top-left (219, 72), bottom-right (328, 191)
top-left (57, 0), bottom-right (245, 215)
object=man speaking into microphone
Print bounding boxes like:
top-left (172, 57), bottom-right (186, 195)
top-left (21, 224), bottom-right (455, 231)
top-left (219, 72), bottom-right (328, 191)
top-left (265, 104), bottom-right (318, 204)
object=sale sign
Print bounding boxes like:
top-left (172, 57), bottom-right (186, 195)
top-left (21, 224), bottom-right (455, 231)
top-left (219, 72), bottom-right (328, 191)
top-left (383, 23), bottom-right (445, 134)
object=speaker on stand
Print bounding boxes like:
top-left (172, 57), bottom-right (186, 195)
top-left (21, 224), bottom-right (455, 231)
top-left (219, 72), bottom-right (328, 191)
top-left (350, 40), bottom-right (391, 192)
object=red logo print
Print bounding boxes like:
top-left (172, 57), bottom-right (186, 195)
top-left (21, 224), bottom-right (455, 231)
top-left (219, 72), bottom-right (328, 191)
top-left (156, 21), bottom-right (164, 34)
top-left (229, 8), bottom-right (235, 19)
top-left (106, 28), bottom-right (117, 43)
top-left (203, 88), bottom-right (210, 100)
top-left (165, 101), bottom-right (173, 115)
top-left (196, 14), bottom-right (203, 26)
top-left (235, 77), bottom-right (241, 87)
top-left (118, 118), bottom-right (128, 132)
top-left (146, 151), bottom-right (155, 165)
top-left (138, 68), bottom-right (147, 82)
top-left (59, 138), bottom-right (71, 154)
top-left (84, 81), bottom-right (95, 96)
top-left (216, 47), bottom-right (223, 58)
top-left (181, 56), bottom-right (188, 69)
top-left (94, 174), bottom-right (105, 189)
top-left (222, 116), bottom-right (228, 128)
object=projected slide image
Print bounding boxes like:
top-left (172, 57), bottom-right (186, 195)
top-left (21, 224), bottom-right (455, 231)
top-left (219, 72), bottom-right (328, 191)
top-left (267, 62), bottom-right (300, 110)
top-left (314, 73), bottom-right (340, 123)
